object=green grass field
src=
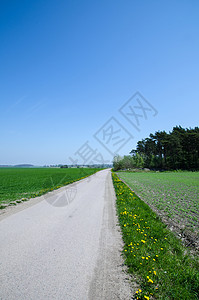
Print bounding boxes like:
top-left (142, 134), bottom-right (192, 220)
top-left (117, 171), bottom-right (199, 237)
top-left (112, 172), bottom-right (199, 300)
top-left (0, 167), bottom-right (100, 207)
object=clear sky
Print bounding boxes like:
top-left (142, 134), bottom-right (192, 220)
top-left (1, 0), bottom-right (199, 165)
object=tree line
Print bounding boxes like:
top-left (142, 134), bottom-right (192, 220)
top-left (113, 126), bottom-right (199, 171)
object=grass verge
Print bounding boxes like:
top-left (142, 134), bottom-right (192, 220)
top-left (112, 172), bottom-right (199, 300)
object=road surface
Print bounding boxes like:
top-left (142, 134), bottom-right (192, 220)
top-left (0, 169), bottom-right (134, 300)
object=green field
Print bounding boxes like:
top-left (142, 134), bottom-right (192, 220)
top-left (0, 167), bottom-right (100, 207)
top-left (112, 172), bottom-right (199, 300)
top-left (117, 171), bottom-right (199, 239)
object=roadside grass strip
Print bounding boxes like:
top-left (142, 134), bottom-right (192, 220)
top-left (112, 173), bottom-right (199, 300)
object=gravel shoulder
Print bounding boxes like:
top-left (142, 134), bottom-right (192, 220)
top-left (88, 170), bottom-right (135, 299)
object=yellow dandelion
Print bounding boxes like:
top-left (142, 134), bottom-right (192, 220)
top-left (148, 279), bottom-right (153, 283)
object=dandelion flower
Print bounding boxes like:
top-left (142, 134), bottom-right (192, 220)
top-left (148, 279), bottom-right (153, 283)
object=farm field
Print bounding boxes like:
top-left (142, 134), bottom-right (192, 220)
top-left (117, 171), bottom-right (199, 247)
top-left (112, 173), bottom-right (199, 300)
top-left (0, 167), bottom-right (100, 207)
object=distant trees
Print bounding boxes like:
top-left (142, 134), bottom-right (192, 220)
top-left (113, 153), bottom-right (144, 171)
top-left (60, 165), bottom-right (68, 168)
top-left (130, 126), bottom-right (199, 170)
top-left (113, 126), bottom-right (199, 171)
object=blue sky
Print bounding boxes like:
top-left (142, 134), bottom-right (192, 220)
top-left (1, 0), bottom-right (199, 165)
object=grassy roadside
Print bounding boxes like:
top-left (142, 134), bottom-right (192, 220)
top-left (112, 172), bottom-right (199, 300)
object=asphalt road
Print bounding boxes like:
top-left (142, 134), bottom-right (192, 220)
top-left (0, 169), bottom-right (133, 300)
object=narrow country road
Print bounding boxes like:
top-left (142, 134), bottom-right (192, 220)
top-left (0, 169), bottom-right (133, 300)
